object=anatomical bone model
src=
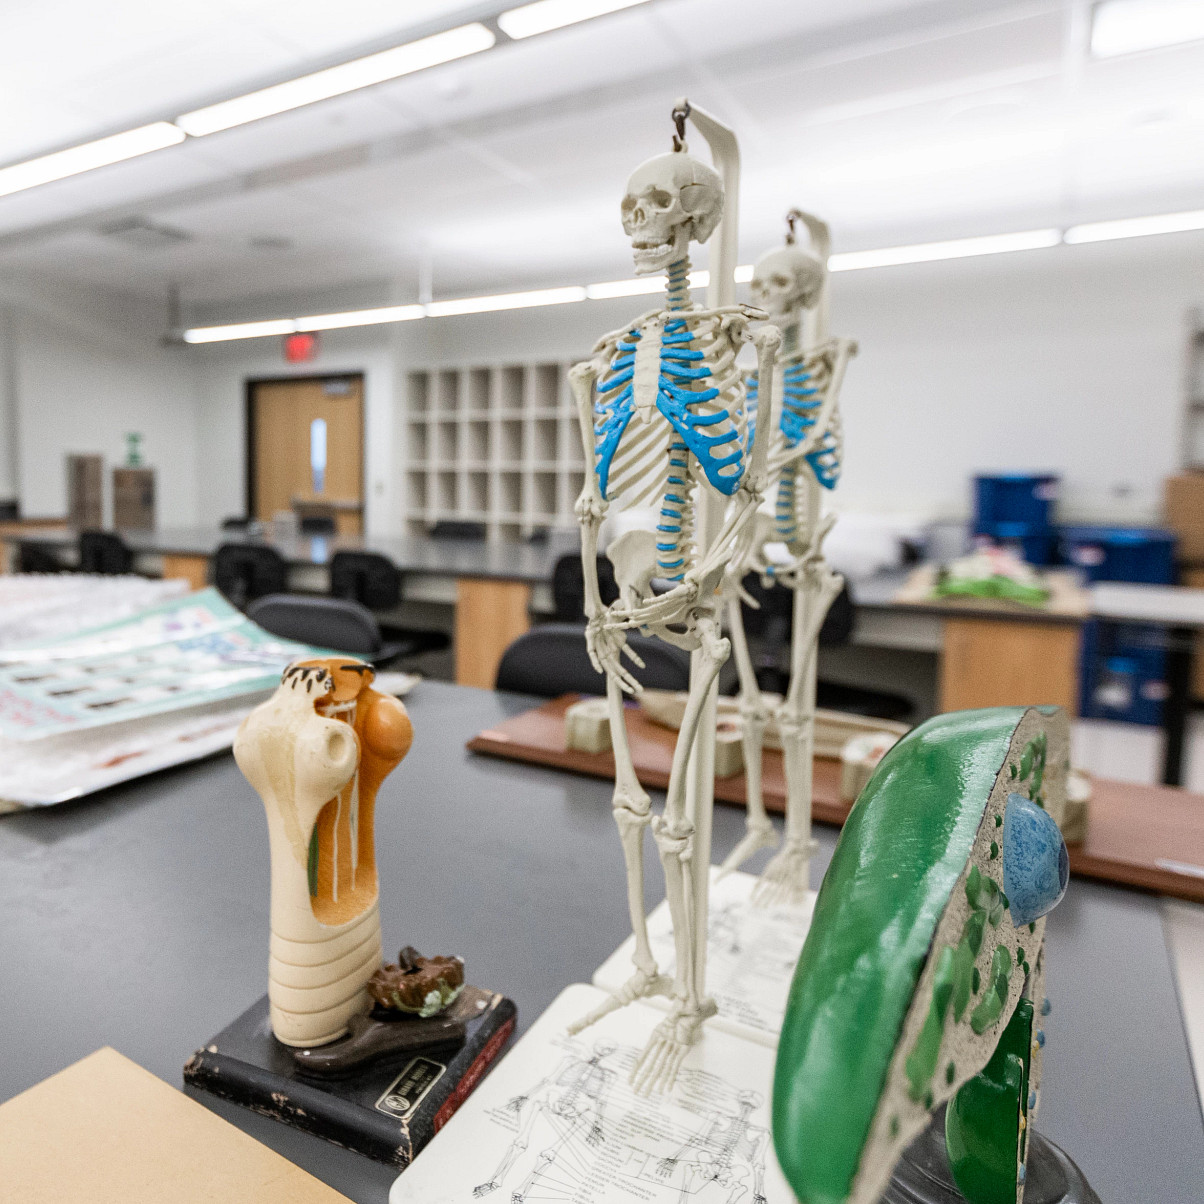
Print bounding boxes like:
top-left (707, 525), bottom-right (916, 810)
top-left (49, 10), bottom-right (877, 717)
top-left (720, 210), bottom-right (857, 907)
top-left (568, 100), bottom-right (781, 1093)
top-left (234, 658), bottom-right (413, 1047)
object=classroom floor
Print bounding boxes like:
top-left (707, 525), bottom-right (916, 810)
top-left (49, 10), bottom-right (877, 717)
top-left (1074, 715), bottom-right (1204, 1110)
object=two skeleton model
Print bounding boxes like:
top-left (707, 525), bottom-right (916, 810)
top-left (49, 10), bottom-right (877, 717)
top-left (720, 211), bottom-right (858, 906)
top-left (567, 101), bottom-right (782, 1093)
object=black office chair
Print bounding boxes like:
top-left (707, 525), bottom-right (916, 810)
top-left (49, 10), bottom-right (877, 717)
top-left (18, 544), bottom-right (66, 573)
top-left (248, 594), bottom-right (406, 664)
top-left (78, 530), bottom-right (133, 575)
top-left (739, 574), bottom-right (913, 721)
top-left (214, 542), bottom-right (287, 610)
top-left (495, 623), bottom-right (739, 698)
top-left (300, 514), bottom-right (336, 536)
top-left (329, 550), bottom-right (449, 659)
top-left (429, 520), bottom-right (487, 540)
top-left (551, 553), bottom-right (619, 623)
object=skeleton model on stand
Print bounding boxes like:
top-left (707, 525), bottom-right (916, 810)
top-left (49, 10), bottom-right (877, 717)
top-left (567, 101), bottom-right (781, 1093)
top-left (720, 211), bottom-right (857, 907)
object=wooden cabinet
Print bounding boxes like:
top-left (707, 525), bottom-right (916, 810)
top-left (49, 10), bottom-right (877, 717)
top-left (939, 616), bottom-right (1081, 712)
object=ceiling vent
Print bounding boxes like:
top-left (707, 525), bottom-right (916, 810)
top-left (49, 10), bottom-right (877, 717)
top-left (99, 217), bottom-right (193, 251)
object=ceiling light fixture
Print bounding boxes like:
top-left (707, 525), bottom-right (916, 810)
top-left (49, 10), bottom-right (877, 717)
top-left (1063, 208), bottom-right (1204, 243)
top-left (0, 123), bottom-right (185, 199)
top-left (179, 211), bottom-right (1204, 344)
top-left (828, 229), bottom-right (1062, 272)
top-left (498, 0), bottom-right (651, 40)
top-left (1091, 0), bottom-right (1204, 58)
top-left (425, 285), bottom-right (586, 316)
top-left (175, 23), bottom-right (496, 137)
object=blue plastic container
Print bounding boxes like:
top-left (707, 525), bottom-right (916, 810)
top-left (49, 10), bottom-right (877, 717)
top-left (1078, 620), bottom-right (1168, 726)
top-left (973, 474), bottom-right (1060, 533)
top-left (1059, 526), bottom-right (1176, 585)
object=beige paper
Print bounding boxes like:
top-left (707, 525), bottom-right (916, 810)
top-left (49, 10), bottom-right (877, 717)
top-left (0, 1047), bottom-right (352, 1203)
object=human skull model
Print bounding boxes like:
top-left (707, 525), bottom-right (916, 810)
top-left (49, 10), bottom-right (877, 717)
top-left (749, 245), bottom-right (824, 324)
top-left (620, 150), bottom-right (724, 275)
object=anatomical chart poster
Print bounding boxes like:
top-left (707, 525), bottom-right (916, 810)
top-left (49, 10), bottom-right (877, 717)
top-left (391, 982), bottom-right (794, 1204)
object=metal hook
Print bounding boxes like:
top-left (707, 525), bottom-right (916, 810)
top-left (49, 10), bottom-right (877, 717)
top-left (671, 100), bottom-right (691, 152)
top-left (785, 209), bottom-right (803, 245)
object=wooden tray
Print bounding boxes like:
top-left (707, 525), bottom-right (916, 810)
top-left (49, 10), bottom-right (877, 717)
top-left (468, 695), bottom-right (1204, 904)
top-left (468, 694), bottom-right (847, 825)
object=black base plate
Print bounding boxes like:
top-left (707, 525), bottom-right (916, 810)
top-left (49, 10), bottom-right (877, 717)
top-left (184, 987), bottom-right (516, 1168)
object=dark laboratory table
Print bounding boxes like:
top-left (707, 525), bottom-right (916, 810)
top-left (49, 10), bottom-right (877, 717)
top-left (5, 525), bottom-right (574, 584)
top-left (1, 682), bottom-right (1202, 1202)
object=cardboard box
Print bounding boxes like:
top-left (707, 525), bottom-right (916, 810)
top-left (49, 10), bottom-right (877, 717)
top-left (1165, 472), bottom-right (1204, 563)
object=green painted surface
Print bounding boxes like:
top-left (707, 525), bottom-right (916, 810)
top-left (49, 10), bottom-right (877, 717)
top-left (946, 998), bottom-right (1034, 1204)
top-left (772, 708), bottom-right (1025, 1204)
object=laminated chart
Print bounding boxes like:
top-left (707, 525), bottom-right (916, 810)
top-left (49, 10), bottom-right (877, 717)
top-left (0, 588), bottom-right (323, 742)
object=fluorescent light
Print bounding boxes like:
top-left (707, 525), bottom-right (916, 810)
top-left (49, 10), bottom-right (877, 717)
top-left (498, 0), bottom-right (650, 40)
top-left (176, 23), bottom-right (495, 137)
top-left (829, 229), bottom-right (1061, 272)
top-left (585, 276), bottom-right (664, 299)
top-left (733, 264), bottom-right (754, 284)
top-left (425, 286), bottom-right (586, 316)
top-left (1064, 209), bottom-right (1204, 243)
top-left (0, 123), bottom-right (185, 199)
top-left (183, 319), bottom-right (296, 344)
top-left (1091, 0), bottom-right (1204, 58)
top-left (295, 305), bottom-right (424, 331)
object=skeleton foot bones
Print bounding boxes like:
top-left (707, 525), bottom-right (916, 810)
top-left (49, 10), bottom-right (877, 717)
top-left (569, 101), bottom-right (779, 1092)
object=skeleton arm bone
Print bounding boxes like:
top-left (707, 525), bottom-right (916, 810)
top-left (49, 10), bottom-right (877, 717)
top-left (791, 336), bottom-right (856, 461)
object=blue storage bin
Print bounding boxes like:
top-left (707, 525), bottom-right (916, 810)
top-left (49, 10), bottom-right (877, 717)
top-left (1078, 619), bottom-right (1168, 726)
top-left (973, 474), bottom-right (1060, 533)
top-left (1060, 526), bottom-right (1176, 584)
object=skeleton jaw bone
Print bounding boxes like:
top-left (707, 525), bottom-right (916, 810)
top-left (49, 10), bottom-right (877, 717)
top-left (621, 150), bottom-right (723, 277)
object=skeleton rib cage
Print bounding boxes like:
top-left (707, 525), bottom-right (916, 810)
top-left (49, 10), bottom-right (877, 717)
top-left (591, 262), bottom-right (754, 582)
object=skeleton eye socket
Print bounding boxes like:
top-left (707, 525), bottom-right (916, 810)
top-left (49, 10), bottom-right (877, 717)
top-left (646, 189), bottom-right (673, 210)
top-left (771, 273), bottom-right (791, 289)
top-left (620, 195), bottom-right (637, 214)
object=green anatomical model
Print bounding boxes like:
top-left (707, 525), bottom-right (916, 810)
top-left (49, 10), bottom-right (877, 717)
top-left (772, 706), bottom-right (1069, 1204)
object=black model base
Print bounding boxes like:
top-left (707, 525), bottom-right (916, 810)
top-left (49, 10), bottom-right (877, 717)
top-left (184, 987), bottom-right (516, 1168)
top-left (882, 1106), bottom-right (1100, 1204)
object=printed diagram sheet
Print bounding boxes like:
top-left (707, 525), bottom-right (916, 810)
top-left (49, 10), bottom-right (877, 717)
top-left (392, 983), bottom-right (793, 1204)
top-left (593, 869), bottom-right (815, 1046)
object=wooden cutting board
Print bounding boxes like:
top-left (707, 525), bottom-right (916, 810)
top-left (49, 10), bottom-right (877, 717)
top-left (468, 695), bottom-right (1204, 904)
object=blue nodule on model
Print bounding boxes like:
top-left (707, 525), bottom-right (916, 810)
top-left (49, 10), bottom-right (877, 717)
top-left (1002, 791), bottom-right (1069, 926)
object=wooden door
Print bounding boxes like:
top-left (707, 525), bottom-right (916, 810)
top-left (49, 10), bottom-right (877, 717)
top-left (249, 376), bottom-right (364, 534)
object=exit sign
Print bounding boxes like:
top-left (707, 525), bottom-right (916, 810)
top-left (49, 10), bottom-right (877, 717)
top-left (283, 331), bottom-right (319, 363)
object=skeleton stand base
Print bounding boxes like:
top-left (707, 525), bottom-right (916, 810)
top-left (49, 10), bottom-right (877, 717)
top-left (184, 988), bottom-right (517, 1168)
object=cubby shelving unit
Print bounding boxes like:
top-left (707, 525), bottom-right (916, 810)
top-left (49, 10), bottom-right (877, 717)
top-left (401, 361), bottom-right (587, 540)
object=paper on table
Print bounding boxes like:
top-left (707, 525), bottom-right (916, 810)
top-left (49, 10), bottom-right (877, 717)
top-left (0, 1047), bottom-right (352, 1204)
top-left (391, 982), bottom-right (795, 1204)
top-left (592, 867), bottom-right (814, 1046)
top-left (0, 588), bottom-right (321, 741)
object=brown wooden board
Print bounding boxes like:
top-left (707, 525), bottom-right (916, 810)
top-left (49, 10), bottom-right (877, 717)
top-left (468, 695), bottom-right (1204, 904)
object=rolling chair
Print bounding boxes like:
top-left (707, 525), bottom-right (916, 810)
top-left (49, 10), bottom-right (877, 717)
top-left (329, 550), bottom-right (449, 659)
top-left (429, 520), bottom-right (487, 541)
top-left (78, 530), bottom-right (133, 575)
top-left (213, 542), bottom-right (287, 610)
top-left (248, 594), bottom-right (407, 665)
top-left (299, 514), bottom-right (336, 536)
top-left (739, 573), bottom-right (913, 721)
top-left (550, 553), bottom-right (619, 623)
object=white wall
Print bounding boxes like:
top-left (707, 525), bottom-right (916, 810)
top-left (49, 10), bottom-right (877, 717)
top-left (0, 276), bottom-right (199, 525)
top-left (15, 228), bottom-right (1196, 536)
top-left (190, 326), bottom-right (396, 533)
